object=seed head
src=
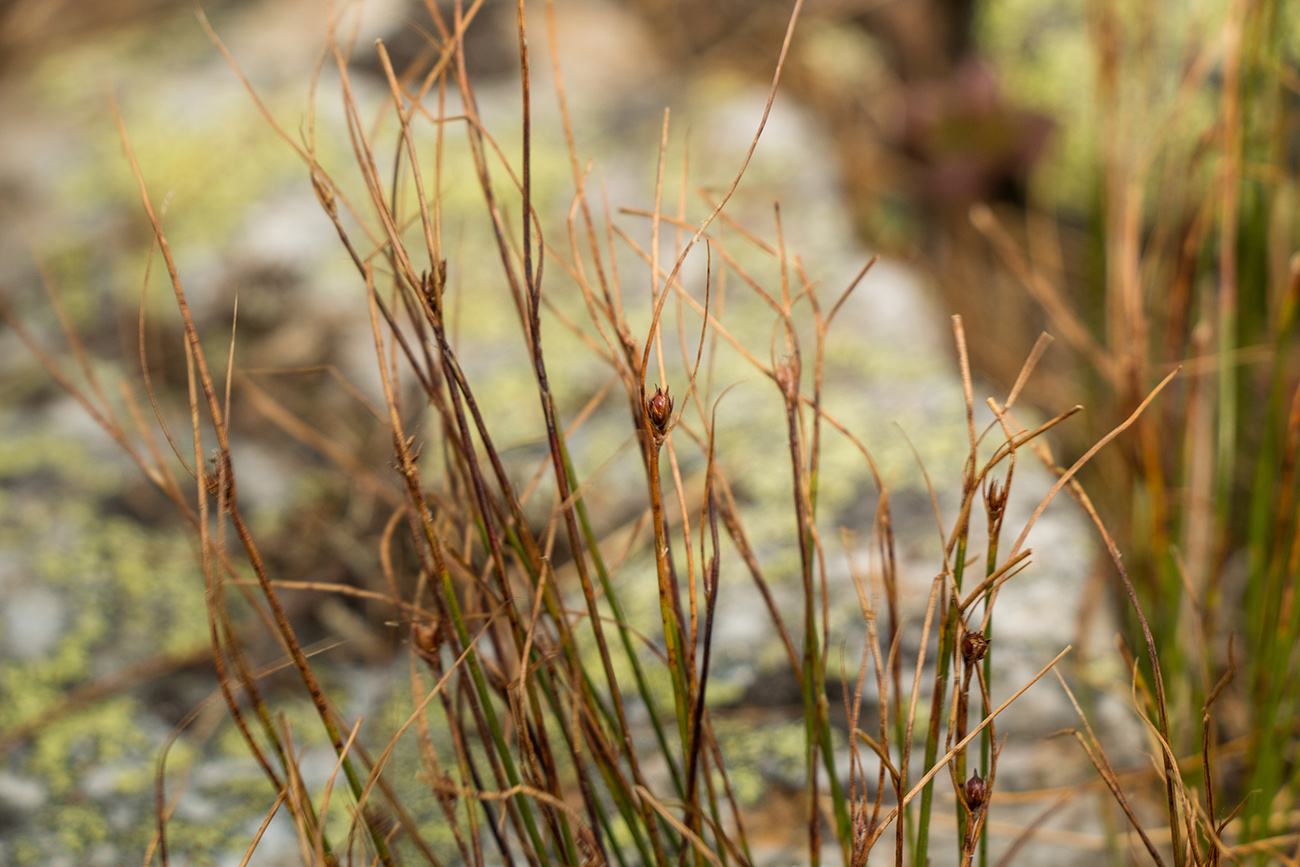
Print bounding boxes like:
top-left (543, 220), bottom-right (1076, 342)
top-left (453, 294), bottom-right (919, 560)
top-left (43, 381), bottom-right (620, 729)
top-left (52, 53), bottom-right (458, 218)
top-left (419, 265), bottom-right (446, 316)
top-left (774, 358), bottom-right (800, 399)
top-left (984, 477), bottom-right (1008, 522)
top-left (577, 826), bottom-right (605, 867)
top-left (311, 171), bottom-right (337, 219)
top-left (850, 798), bottom-right (871, 867)
top-left (647, 384), bottom-right (673, 437)
top-left (961, 630), bottom-right (990, 664)
top-left (413, 620), bottom-right (444, 655)
top-left (964, 770), bottom-right (988, 811)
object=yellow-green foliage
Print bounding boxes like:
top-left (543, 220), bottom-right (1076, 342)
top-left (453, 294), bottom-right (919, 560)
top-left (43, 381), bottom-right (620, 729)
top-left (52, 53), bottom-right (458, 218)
top-left (711, 717), bottom-right (817, 806)
top-left (0, 433), bottom-right (263, 861)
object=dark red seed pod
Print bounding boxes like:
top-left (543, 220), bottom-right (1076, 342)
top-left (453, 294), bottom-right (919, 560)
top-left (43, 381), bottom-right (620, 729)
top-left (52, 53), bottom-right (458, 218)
top-left (961, 630), bottom-right (990, 664)
top-left (964, 770), bottom-right (988, 811)
top-left (647, 384), bottom-right (673, 437)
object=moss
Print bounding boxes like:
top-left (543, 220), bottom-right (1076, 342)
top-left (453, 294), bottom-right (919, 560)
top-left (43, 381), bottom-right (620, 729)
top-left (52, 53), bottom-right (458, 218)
top-left (164, 818), bottom-right (231, 863)
top-left (709, 717), bottom-right (813, 806)
top-left (53, 802), bottom-right (112, 853)
top-left (94, 516), bottom-right (207, 656)
top-left (0, 433), bottom-right (117, 494)
top-left (0, 429), bottom-right (247, 858)
top-left (25, 698), bottom-right (147, 795)
top-left (8, 839), bottom-right (44, 867)
top-left (1, 476), bottom-right (206, 740)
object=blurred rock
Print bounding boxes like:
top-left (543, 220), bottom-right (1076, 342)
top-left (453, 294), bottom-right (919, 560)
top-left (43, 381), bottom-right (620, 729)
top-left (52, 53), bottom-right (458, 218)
top-left (3, 586), bottom-right (68, 660)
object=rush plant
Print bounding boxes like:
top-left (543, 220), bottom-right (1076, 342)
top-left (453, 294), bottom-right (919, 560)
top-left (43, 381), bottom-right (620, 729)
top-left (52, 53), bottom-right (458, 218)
top-left (5, 1), bottom-right (1290, 866)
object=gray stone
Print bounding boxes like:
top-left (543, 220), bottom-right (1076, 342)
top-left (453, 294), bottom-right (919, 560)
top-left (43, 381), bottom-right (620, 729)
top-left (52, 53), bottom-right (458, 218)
top-left (3, 586), bottom-right (67, 660)
top-left (0, 771), bottom-right (47, 814)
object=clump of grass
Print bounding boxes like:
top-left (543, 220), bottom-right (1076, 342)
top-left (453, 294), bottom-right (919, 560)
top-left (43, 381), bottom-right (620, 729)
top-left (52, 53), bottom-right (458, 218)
top-left (963, 0), bottom-right (1300, 861)
top-left (8, 1), bottom-right (1290, 866)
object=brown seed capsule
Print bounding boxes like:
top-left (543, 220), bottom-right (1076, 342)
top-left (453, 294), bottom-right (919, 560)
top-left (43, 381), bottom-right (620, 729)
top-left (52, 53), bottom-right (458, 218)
top-left (413, 621), bottom-right (444, 655)
top-left (311, 171), bottom-right (338, 219)
top-left (774, 358), bottom-right (799, 399)
top-left (850, 798), bottom-right (871, 867)
top-left (984, 477), bottom-right (1007, 522)
top-left (964, 770), bottom-right (988, 811)
top-left (961, 630), bottom-right (989, 664)
top-left (647, 384), bottom-right (673, 437)
top-left (202, 452), bottom-right (233, 499)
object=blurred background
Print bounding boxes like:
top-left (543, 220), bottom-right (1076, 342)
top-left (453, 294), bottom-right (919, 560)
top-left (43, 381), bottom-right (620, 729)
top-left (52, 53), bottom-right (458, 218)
top-left (1, 0), bottom-right (1298, 864)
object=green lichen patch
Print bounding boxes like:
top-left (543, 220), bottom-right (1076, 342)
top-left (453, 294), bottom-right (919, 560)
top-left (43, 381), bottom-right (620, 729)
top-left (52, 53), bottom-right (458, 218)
top-left (0, 431), bottom-right (256, 861)
top-left (709, 715), bottom-right (822, 807)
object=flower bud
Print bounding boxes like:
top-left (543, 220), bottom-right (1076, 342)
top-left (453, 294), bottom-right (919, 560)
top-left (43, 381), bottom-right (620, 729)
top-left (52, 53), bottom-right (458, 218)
top-left (964, 770), bottom-right (987, 811)
top-left (961, 630), bottom-right (989, 664)
top-left (647, 385), bottom-right (673, 437)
